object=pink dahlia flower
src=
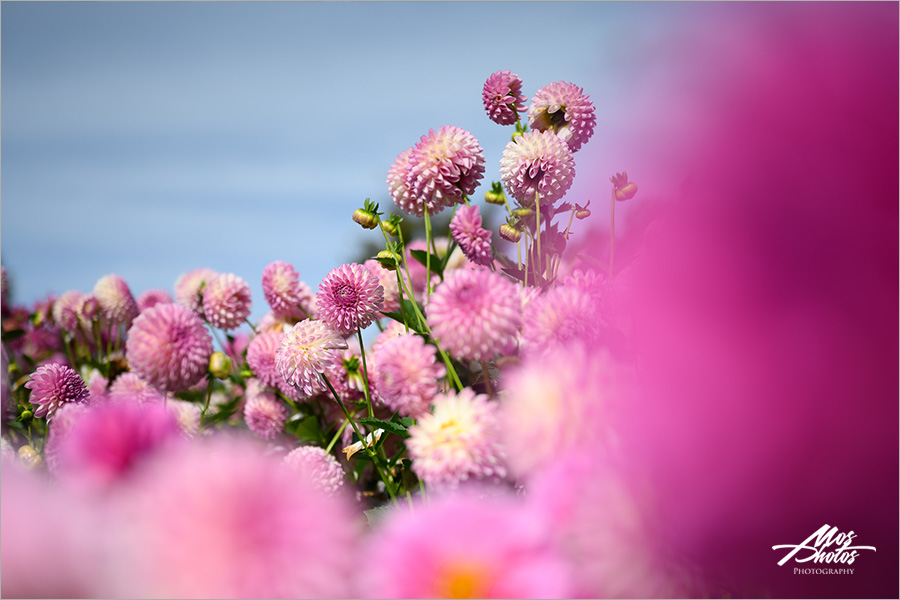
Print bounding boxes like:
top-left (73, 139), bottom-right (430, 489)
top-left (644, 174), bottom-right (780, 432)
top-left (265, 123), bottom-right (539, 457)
top-left (126, 303), bottom-right (213, 393)
top-left (450, 204), bottom-right (493, 266)
top-left (404, 126), bottom-right (486, 216)
top-left (361, 491), bottom-right (572, 598)
top-left (174, 267), bottom-right (218, 317)
top-left (107, 437), bottom-right (360, 598)
top-left (426, 269), bottom-right (521, 362)
top-left (76, 294), bottom-right (101, 330)
top-left (371, 318), bottom-right (407, 353)
top-left (52, 290), bottom-right (87, 334)
top-left (166, 399), bottom-right (201, 438)
top-left (499, 345), bottom-right (619, 479)
top-left (387, 146), bottom-right (419, 216)
top-left (246, 330), bottom-right (285, 390)
top-left (107, 372), bottom-right (166, 404)
top-left (25, 363), bottom-right (89, 419)
top-left (499, 129), bottom-right (575, 207)
top-left (243, 390), bottom-right (287, 440)
top-left (51, 400), bottom-right (183, 488)
top-left (317, 263), bottom-right (384, 335)
top-left (370, 333), bottom-right (445, 419)
top-left (364, 259), bottom-right (400, 313)
top-left (521, 285), bottom-right (604, 357)
top-left (282, 446), bottom-right (346, 496)
top-left (137, 288), bottom-right (173, 312)
top-left (482, 70), bottom-right (526, 126)
top-left (85, 369), bottom-right (109, 402)
top-left (262, 260), bottom-right (311, 320)
top-left (93, 274), bottom-right (139, 326)
top-left (275, 319), bottom-right (348, 398)
top-left (527, 81), bottom-right (596, 153)
top-left (202, 272), bottom-right (252, 330)
top-left (407, 388), bottom-right (506, 488)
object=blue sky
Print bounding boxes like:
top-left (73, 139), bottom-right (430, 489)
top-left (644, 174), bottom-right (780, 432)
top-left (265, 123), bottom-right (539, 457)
top-left (2, 1), bottom-right (710, 322)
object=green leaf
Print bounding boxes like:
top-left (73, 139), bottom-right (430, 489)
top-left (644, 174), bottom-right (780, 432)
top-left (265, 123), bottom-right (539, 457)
top-left (381, 299), bottom-right (427, 334)
top-left (409, 249), bottom-right (444, 277)
top-left (286, 415), bottom-right (322, 443)
top-left (440, 239), bottom-right (458, 271)
top-left (399, 417), bottom-right (414, 428)
top-left (355, 417), bottom-right (410, 439)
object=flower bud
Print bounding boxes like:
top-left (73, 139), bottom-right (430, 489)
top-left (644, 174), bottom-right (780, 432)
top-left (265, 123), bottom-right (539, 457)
top-left (514, 207), bottom-right (533, 218)
top-left (499, 224), bottom-right (522, 243)
top-left (381, 220), bottom-right (398, 237)
top-left (18, 445), bottom-right (43, 469)
top-left (20, 410), bottom-right (33, 421)
top-left (209, 351), bottom-right (233, 379)
top-left (352, 208), bottom-right (379, 230)
top-left (575, 208), bottom-right (592, 220)
top-left (376, 250), bottom-right (401, 271)
top-left (484, 190), bottom-right (505, 205)
top-left (615, 182), bottom-right (638, 201)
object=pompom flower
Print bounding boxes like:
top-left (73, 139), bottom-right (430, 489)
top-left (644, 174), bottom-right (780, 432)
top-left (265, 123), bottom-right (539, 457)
top-left (202, 272), bottom-right (252, 330)
top-left (361, 491), bottom-right (572, 599)
top-left (25, 363), bottom-right (89, 419)
top-left (527, 80), bottom-right (596, 153)
top-left (107, 372), bottom-right (165, 404)
top-left (407, 387), bottom-right (506, 488)
top-left (426, 269), bottom-right (521, 362)
top-left (93, 274), bottom-right (139, 326)
top-left (316, 263), bottom-right (384, 335)
top-left (243, 390), bottom-right (287, 440)
top-left (364, 259), bottom-right (400, 313)
top-left (387, 146), bottom-right (418, 216)
top-left (275, 320), bottom-right (348, 398)
top-left (106, 437), bottom-right (360, 599)
top-left (499, 129), bottom-right (575, 207)
top-left (262, 260), bottom-right (311, 320)
top-left (52, 290), bottom-right (87, 334)
top-left (371, 333), bottom-right (445, 419)
top-left (136, 289), bottom-right (173, 312)
top-left (482, 70), bottom-right (526, 125)
top-left (403, 126), bottom-right (486, 216)
top-left (246, 330), bottom-right (285, 390)
top-left (174, 268), bottom-right (218, 317)
top-left (51, 401), bottom-right (183, 488)
top-left (499, 345), bottom-right (619, 479)
top-left (126, 303), bottom-right (213, 393)
top-left (521, 284), bottom-right (604, 356)
top-left (449, 204), bottom-right (493, 266)
top-left (282, 446), bottom-right (346, 496)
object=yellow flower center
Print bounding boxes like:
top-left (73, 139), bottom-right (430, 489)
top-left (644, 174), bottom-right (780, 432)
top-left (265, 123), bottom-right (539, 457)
top-left (434, 562), bottom-right (491, 599)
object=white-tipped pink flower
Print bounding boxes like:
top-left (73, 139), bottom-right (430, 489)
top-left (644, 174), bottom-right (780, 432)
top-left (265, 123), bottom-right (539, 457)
top-left (499, 129), bottom-right (575, 207)
top-left (262, 260), bottom-right (311, 320)
top-left (527, 80), bottom-right (596, 153)
top-left (483, 70), bottom-right (527, 126)
top-left (450, 204), bottom-right (493, 267)
top-left (316, 263), bottom-right (384, 335)
top-left (24, 363), bottom-right (89, 419)
top-left (93, 274), bottom-right (139, 326)
top-left (275, 320), bottom-right (348, 398)
top-left (174, 268), bottom-right (218, 317)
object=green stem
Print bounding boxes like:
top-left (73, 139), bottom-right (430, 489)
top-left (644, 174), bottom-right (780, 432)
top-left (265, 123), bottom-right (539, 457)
top-left (535, 190), bottom-right (543, 284)
top-left (322, 374), bottom-right (398, 503)
top-left (423, 204), bottom-right (434, 296)
top-left (325, 419), bottom-right (348, 454)
top-left (356, 329), bottom-right (374, 419)
top-left (200, 376), bottom-right (214, 423)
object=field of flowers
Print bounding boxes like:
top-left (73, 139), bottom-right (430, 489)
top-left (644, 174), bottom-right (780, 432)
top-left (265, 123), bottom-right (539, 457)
top-left (2, 32), bottom-right (898, 600)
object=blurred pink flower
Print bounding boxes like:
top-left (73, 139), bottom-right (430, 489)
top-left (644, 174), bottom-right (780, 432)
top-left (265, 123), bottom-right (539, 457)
top-left (483, 70), bottom-right (526, 126)
top-left (316, 263), bottom-right (384, 335)
top-left (262, 260), bottom-right (312, 320)
top-left (137, 288), bottom-right (173, 312)
top-left (520, 284), bottom-right (604, 357)
top-left (52, 290), bottom-right (87, 334)
top-left (527, 80), bottom-right (596, 152)
top-left (282, 445), bottom-right (346, 496)
top-left (370, 332), bottom-right (445, 419)
top-left (126, 303), bottom-right (213, 392)
top-left (387, 146), bottom-right (418, 216)
top-left (108, 372), bottom-right (166, 404)
top-left (243, 389), bottom-right (287, 440)
top-left (202, 272), bottom-right (252, 330)
top-left (407, 387), bottom-right (505, 488)
top-left (499, 129), bottom-right (575, 207)
top-left (246, 330), bottom-right (285, 389)
top-left (426, 268), bottom-right (521, 362)
top-left (361, 490), bottom-right (572, 598)
top-left (364, 259), bottom-right (400, 313)
top-left (93, 274), bottom-right (139, 326)
top-left (174, 267), bottom-right (218, 317)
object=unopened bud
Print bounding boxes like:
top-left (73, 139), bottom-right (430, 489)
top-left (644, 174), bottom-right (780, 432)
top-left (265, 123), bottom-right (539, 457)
top-left (484, 190), bottom-right (505, 205)
top-left (615, 182), bottom-right (638, 201)
top-left (209, 351), bottom-right (232, 379)
top-left (575, 208), bottom-right (592, 220)
top-left (18, 445), bottom-right (43, 469)
top-left (20, 410), bottom-right (33, 421)
top-left (514, 207), bottom-right (533, 218)
top-left (352, 209), bottom-right (379, 230)
top-left (381, 220), bottom-right (398, 237)
top-left (376, 250), bottom-right (401, 271)
top-left (499, 224), bottom-right (522, 243)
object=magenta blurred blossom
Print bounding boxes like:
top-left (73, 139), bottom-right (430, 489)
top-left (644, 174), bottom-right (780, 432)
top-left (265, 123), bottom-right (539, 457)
top-left (527, 80), bottom-right (596, 153)
top-left (316, 262), bottom-right (384, 335)
top-left (520, 284), bottom-right (604, 357)
top-left (426, 268), bottom-right (521, 362)
top-left (361, 490), bottom-right (572, 598)
top-left (450, 204), bottom-right (493, 267)
top-left (370, 332), bottom-right (445, 419)
top-left (407, 387), bottom-right (506, 488)
top-left (24, 362), bottom-right (89, 419)
top-left (108, 372), bottom-right (166, 404)
top-left (137, 288), bottom-right (173, 312)
top-left (202, 272), bottom-right (252, 330)
top-left (499, 129), bottom-right (575, 207)
top-left (243, 389), bottom-right (287, 440)
top-left (126, 303), bottom-right (213, 392)
top-left (482, 70), bottom-right (526, 126)
top-left (282, 445), bottom-right (346, 496)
